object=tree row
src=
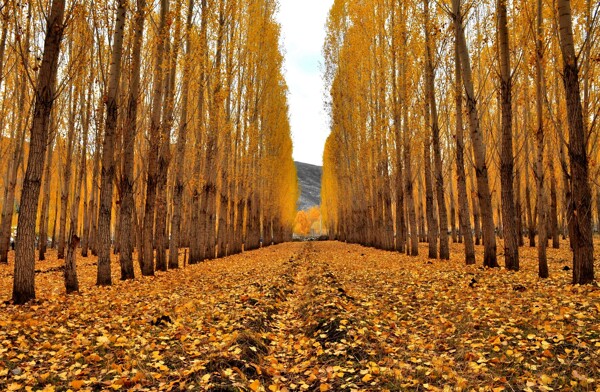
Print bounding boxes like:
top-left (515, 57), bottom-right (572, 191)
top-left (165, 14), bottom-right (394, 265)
top-left (321, 0), bottom-right (597, 284)
top-left (0, 0), bottom-right (298, 304)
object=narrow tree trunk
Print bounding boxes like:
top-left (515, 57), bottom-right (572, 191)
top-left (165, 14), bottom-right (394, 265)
top-left (450, 182), bottom-right (457, 243)
top-left (453, 0), bottom-right (498, 267)
top-left (453, 29), bottom-right (476, 265)
top-left (82, 114), bottom-right (101, 257)
top-left (557, 0), bottom-right (594, 284)
top-left (12, 0), bottom-right (66, 304)
top-left (97, 0), bottom-right (127, 286)
top-left (424, 0), bottom-right (449, 259)
top-left (516, 167), bottom-right (524, 247)
top-left (189, 0), bottom-right (208, 265)
top-left (550, 162), bottom-right (559, 248)
top-left (470, 167), bottom-right (481, 246)
top-left (202, 0), bottom-right (226, 261)
top-left (119, 0), bottom-right (145, 280)
top-left (535, 0), bottom-right (548, 278)
top-left (497, 0), bottom-right (519, 270)
top-left (155, 1), bottom-right (180, 271)
top-left (38, 136), bottom-right (55, 261)
top-left (64, 234), bottom-right (80, 294)
top-left (424, 146), bottom-right (438, 259)
top-left (64, 90), bottom-right (90, 293)
top-left (51, 189), bottom-right (59, 249)
top-left (141, 0), bottom-right (169, 276)
top-left (58, 85), bottom-right (78, 260)
top-left (418, 177), bottom-right (426, 243)
top-left (401, 19), bottom-right (418, 256)
top-left (169, 0), bottom-right (195, 269)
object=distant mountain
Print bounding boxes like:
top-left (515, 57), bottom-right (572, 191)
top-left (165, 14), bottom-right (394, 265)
top-left (295, 161), bottom-right (322, 211)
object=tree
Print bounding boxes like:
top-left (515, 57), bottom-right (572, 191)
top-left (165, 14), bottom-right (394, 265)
top-left (497, 0), bottom-right (519, 271)
top-left (169, 0), bottom-right (194, 270)
top-left (141, 0), bottom-right (170, 276)
top-left (96, 0), bottom-right (127, 286)
top-left (424, 0), bottom-right (450, 260)
top-left (556, 0), bottom-right (594, 284)
top-left (534, 0), bottom-right (548, 278)
top-left (12, 0), bottom-right (67, 304)
top-left (119, 0), bottom-right (146, 280)
top-left (452, 0), bottom-right (498, 268)
top-left (453, 12), bottom-right (475, 265)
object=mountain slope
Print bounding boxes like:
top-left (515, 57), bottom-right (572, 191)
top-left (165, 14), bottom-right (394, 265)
top-left (295, 161), bottom-right (322, 211)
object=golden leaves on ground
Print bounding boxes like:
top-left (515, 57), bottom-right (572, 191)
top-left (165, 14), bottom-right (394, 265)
top-left (0, 241), bottom-right (599, 391)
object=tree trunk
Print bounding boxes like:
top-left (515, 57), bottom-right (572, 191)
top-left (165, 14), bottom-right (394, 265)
top-left (470, 167), bottom-right (481, 246)
top-left (64, 89), bottom-right (90, 293)
top-left (51, 189), bottom-right (59, 249)
top-left (557, 0), bottom-right (594, 284)
top-left (82, 112), bottom-right (101, 257)
top-left (449, 182), bottom-right (457, 243)
top-left (516, 167), bottom-right (524, 247)
top-left (202, 0), bottom-right (226, 261)
top-left (64, 234), bottom-right (80, 294)
top-left (453, 0), bottom-right (498, 267)
top-left (155, 1), bottom-right (180, 271)
top-left (141, 0), bottom-right (169, 276)
top-left (169, 0), bottom-right (195, 270)
top-left (119, 0), bottom-right (145, 280)
top-left (497, 0), bottom-right (519, 270)
top-left (38, 136), bottom-right (55, 261)
top-left (424, 0), bottom-right (449, 260)
top-left (12, 0), bottom-right (66, 304)
top-left (424, 146), bottom-right (438, 259)
top-left (58, 85), bottom-right (78, 260)
top-left (452, 25), bottom-right (476, 265)
top-left (189, 0), bottom-right (208, 265)
top-left (534, 0), bottom-right (549, 278)
top-left (550, 163), bottom-right (559, 249)
top-left (97, 0), bottom-right (127, 286)
top-left (401, 12), bottom-right (418, 256)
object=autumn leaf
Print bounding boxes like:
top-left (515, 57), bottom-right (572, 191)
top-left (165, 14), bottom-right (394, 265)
top-left (249, 380), bottom-right (261, 391)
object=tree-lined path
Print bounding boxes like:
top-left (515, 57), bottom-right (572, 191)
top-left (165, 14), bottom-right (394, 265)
top-left (0, 0), bottom-right (599, 390)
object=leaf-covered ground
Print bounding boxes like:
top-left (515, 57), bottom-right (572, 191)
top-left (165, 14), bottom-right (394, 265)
top-left (0, 241), bottom-right (599, 391)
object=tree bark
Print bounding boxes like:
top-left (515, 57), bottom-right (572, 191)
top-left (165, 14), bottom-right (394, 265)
top-left (400, 4), bottom-right (418, 256)
top-left (155, 0), bottom-right (179, 271)
top-left (38, 135), bottom-right (55, 261)
top-left (453, 0), bottom-right (498, 267)
top-left (424, 0), bottom-right (449, 260)
top-left (97, 0), bottom-right (127, 286)
top-left (119, 0), bottom-right (145, 280)
top-left (557, 0), bottom-right (594, 284)
top-left (57, 84), bottom-right (78, 260)
top-left (141, 0), bottom-right (169, 276)
top-left (424, 144), bottom-right (438, 259)
top-left (452, 22), bottom-right (476, 265)
top-left (169, 0), bottom-right (195, 270)
top-left (497, 0), bottom-right (519, 270)
top-left (189, 0), bottom-right (208, 265)
top-left (534, 0), bottom-right (548, 278)
top-left (64, 234), bottom-right (79, 294)
top-left (12, 0), bottom-right (66, 305)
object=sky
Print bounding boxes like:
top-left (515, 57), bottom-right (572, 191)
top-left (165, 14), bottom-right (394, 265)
top-left (276, 0), bottom-right (334, 167)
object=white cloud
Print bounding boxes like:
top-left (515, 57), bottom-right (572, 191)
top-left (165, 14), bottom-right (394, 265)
top-left (276, 0), bottom-right (334, 166)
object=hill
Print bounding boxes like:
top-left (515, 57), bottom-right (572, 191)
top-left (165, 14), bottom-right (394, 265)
top-left (295, 161), bottom-right (322, 211)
